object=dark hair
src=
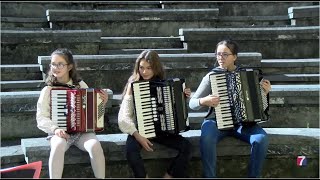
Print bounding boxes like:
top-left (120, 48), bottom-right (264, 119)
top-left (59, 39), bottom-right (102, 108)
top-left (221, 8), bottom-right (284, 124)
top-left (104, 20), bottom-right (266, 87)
top-left (214, 39), bottom-right (239, 67)
top-left (122, 50), bottom-right (165, 96)
top-left (215, 39), bottom-right (239, 56)
top-left (45, 48), bottom-right (82, 86)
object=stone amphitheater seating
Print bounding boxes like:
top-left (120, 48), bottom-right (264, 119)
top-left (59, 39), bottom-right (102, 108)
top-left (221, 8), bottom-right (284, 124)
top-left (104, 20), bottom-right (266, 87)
top-left (1, 1), bottom-right (319, 178)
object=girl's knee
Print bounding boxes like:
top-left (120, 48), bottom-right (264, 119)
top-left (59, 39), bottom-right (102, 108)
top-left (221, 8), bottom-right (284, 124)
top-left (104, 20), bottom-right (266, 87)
top-left (50, 136), bottom-right (68, 150)
top-left (254, 134), bottom-right (269, 148)
top-left (201, 121), bottom-right (218, 142)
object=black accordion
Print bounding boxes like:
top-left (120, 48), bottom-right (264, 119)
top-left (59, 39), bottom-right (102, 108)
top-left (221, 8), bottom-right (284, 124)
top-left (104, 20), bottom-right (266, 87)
top-left (208, 68), bottom-right (269, 130)
top-left (131, 78), bottom-right (190, 138)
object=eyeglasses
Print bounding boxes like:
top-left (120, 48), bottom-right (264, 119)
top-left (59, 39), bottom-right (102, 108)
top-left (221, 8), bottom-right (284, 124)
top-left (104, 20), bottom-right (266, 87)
top-left (216, 52), bottom-right (233, 59)
top-left (49, 63), bottom-right (68, 69)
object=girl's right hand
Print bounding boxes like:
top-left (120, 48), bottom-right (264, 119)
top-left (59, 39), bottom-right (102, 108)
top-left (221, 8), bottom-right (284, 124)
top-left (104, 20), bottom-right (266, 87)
top-left (134, 132), bottom-right (154, 152)
top-left (200, 95), bottom-right (220, 107)
top-left (54, 128), bottom-right (70, 139)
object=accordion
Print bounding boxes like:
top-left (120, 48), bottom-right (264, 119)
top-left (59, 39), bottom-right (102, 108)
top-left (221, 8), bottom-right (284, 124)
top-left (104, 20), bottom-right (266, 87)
top-left (208, 68), bottom-right (269, 130)
top-left (50, 88), bottom-right (105, 133)
top-left (131, 78), bottom-right (190, 138)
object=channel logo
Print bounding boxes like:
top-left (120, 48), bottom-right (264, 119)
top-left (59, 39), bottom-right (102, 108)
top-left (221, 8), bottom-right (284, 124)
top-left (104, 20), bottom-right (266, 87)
top-left (297, 156), bottom-right (307, 166)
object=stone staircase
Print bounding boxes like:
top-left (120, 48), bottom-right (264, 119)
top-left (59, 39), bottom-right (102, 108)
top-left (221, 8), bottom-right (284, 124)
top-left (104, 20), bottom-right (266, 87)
top-left (1, 1), bottom-right (319, 178)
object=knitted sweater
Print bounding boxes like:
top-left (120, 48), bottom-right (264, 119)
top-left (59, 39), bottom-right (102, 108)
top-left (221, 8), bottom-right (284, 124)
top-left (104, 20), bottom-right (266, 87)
top-left (118, 95), bottom-right (138, 135)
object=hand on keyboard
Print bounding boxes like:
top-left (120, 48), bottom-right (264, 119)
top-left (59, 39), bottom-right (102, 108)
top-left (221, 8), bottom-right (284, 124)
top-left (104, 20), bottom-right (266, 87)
top-left (200, 95), bottom-right (220, 107)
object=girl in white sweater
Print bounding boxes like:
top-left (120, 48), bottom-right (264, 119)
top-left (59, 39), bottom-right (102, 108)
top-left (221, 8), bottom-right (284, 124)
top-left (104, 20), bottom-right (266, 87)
top-left (118, 50), bottom-right (192, 178)
top-left (36, 48), bottom-right (108, 178)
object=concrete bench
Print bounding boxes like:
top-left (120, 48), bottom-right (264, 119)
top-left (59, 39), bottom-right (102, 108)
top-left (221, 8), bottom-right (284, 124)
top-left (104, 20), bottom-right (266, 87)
top-left (46, 9), bottom-right (219, 36)
top-left (1, 29), bottom-right (102, 64)
top-left (288, 5), bottom-right (320, 26)
top-left (13, 129), bottom-right (319, 178)
top-left (179, 26), bottom-right (320, 59)
top-left (38, 53), bottom-right (262, 93)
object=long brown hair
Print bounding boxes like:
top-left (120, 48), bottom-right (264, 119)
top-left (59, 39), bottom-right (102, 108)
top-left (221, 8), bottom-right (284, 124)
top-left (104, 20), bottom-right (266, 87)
top-left (122, 50), bottom-right (165, 96)
top-left (45, 48), bottom-right (82, 87)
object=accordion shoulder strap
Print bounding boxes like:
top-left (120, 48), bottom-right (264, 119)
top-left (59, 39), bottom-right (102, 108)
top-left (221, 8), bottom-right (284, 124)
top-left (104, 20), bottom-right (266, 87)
top-left (51, 82), bottom-right (77, 89)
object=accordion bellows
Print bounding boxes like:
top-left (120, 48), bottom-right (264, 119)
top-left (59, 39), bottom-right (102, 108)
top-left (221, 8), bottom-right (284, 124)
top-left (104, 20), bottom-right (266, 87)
top-left (50, 88), bottom-right (105, 133)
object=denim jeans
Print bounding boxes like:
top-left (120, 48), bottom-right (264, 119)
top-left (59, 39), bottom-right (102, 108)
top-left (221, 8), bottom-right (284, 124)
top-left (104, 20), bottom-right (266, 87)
top-left (200, 119), bottom-right (269, 178)
top-left (126, 133), bottom-right (192, 178)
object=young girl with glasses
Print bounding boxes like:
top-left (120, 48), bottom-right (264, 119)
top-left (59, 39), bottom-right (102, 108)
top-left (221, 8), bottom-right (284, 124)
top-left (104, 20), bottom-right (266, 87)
top-left (36, 48), bottom-right (108, 178)
top-left (189, 39), bottom-right (271, 178)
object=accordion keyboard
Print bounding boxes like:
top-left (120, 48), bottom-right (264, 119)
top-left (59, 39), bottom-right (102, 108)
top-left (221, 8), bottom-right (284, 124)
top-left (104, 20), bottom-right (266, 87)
top-left (132, 81), bottom-right (157, 138)
top-left (210, 73), bottom-right (234, 130)
top-left (51, 89), bottom-right (72, 131)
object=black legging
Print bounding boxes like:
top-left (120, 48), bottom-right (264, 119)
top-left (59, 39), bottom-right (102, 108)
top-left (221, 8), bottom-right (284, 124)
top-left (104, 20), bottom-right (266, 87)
top-left (125, 133), bottom-right (192, 178)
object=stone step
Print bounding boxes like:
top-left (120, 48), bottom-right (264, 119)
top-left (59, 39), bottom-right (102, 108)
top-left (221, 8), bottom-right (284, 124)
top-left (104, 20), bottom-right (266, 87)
top-left (161, 1), bottom-right (315, 16)
top-left (2, 2), bottom-right (314, 18)
top-left (99, 36), bottom-right (183, 50)
top-left (0, 80), bottom-right (44, 92)
top-left (99, 48), bottom-right (187, 55)
top-left (1, 29), bottom-right (102, 64)
top-left (261, 58), bottom-right (320, 70)
top-left (47, 8), bottom-right (219, 37)
top-left (216, 15), bottom-right (290, 27)
top-left (1, 1), bottom-right (161, 18)
top-left (179, 26), bottom-right (320, 59)
top-left (1, 64), bottom-right (43, 81)
top-left (264, 74), bottom-right (320, 84)
top-left (1, 128), bottom-right (317, 178)
top-left (1, 84), bottom-right (319, 139)
top-left (1, 17), bottom-right (49, 29)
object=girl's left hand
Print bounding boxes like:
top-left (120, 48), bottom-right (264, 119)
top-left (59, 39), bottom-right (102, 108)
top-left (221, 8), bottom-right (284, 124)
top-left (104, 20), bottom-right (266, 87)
top-left (100, 89), bottom-right (109, 107)
top-left (184, 88), bottom-right (191, 98)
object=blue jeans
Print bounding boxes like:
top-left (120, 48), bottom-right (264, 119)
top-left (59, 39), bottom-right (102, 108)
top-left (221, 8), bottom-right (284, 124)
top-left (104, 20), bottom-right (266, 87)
top-left (200, 119), bottom-right (269, 178)
top-left (126, 133), bottom-right (192, 178)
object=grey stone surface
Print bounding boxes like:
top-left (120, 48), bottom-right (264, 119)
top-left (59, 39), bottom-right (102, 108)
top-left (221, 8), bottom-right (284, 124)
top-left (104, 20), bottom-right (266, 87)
top-left (46, 9), bottom-right (219, 37)
top-left (1, 128), bottom-right (317, 178)
top-left (38, 53), bottom-right (262, 93)
top-left (1, 29), bottom-right (102, 64)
